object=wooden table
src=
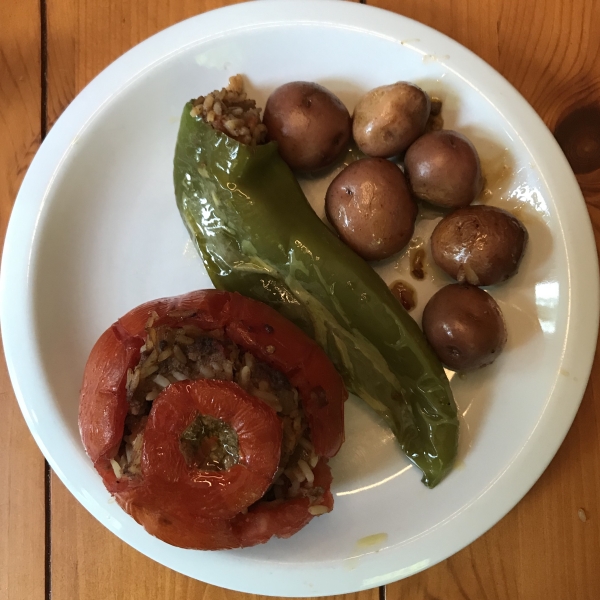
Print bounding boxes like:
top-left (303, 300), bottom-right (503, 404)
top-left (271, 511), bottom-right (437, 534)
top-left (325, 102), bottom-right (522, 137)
top-left (1, 0), bottom-right (599, 598)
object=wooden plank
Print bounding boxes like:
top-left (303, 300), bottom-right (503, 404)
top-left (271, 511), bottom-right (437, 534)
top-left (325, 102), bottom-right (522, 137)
top-left (0, 1), bottom-right (46, 599)
top-left (47, 1), bottom-right (377, 598)
top-left (368, 0), bottom-right (600, 598)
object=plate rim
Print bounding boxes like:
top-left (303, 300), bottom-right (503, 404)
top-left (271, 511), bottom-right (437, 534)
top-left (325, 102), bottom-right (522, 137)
top-left (1, 0), bottom-right (598, 596)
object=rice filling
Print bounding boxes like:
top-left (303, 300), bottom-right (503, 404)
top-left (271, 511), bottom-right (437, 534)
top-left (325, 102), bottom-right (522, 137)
top-left (190, 74), bottom-right (268, 146)
top-left (114, 316), bottom-right (325, 507)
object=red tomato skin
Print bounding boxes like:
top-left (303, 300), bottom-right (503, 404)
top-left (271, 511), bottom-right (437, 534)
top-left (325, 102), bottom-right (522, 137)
top-left (79, 323), bottom-right (143, 493)
top-left (142, 380), bottom-right (282, 519)
top-left (116, 290), bottom-right (231, 334)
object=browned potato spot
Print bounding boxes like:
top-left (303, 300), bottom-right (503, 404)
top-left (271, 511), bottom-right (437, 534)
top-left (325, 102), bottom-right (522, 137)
top-left (263, 81), bottom-right (351, 172)
top-left (325, 158), bottom-right (417, 261)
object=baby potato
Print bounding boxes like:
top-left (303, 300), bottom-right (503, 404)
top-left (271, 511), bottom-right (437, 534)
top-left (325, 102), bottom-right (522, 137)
top-left (263, 81), bottom-right (351, 172)
top-left (352, 82), bottom-right (431, 158)
top-left (325, 158), bottom-right (417, 261)
top-left (404, 130), bottom-right (483, 208)
top-left (422, 283), bottom-right (507, 371)
top-left (431, 205), bottom-right (528, 286)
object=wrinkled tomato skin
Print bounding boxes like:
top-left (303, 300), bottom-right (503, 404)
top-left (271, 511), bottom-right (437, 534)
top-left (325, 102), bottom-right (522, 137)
top-left (79, 324), bottom-right (142, 463)
top-left (79, 290), bottom-right (345, 549)
top-left (142, 380), bottom-right (282, 519)
top-left (79, 323), bottom-right (143, 493)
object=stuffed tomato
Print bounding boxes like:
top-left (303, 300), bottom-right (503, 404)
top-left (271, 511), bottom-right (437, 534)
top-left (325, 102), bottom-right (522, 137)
top-left (79, 290), bottom-right (346, 549)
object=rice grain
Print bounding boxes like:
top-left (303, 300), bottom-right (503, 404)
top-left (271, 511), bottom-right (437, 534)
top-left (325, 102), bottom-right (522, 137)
top-left (173, 344), bottom-right (187, 364)
top-left (110, 459), bottom-right (123, 479)
top-left (158, 348), bottom-right (173, 362)
top-left (240, 365), bottom-right (251, 386)
top-left (308, 505), bottom-right (330, 516)
top-left (297, 459), bottom-right (314, 484)
top-left (153, 374), bottom-right (171, 389)
top-left (199, 365), bottom-right (216, 379)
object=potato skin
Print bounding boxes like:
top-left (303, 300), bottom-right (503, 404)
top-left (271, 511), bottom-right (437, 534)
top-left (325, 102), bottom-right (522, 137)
top-left (325, 158), bottom-right (418, 261)
top-left (352, 82), bottom-right (431, 158)
top-left (263, 81), bottom-right (351, 172)
top-left (431, 205), bottom-right (528, 286)
top-left (422, 283), bottom-right (507, 371)
top-left (404, 130), bottom-right (483, 208)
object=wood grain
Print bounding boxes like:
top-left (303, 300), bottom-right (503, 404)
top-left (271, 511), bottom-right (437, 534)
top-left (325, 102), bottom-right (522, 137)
top-left (0, 1), bottom-right (46, 599)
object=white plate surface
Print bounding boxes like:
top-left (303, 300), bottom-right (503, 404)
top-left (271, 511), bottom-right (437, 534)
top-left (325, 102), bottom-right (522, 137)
top-left (1, 0), bottom-right (598, 596)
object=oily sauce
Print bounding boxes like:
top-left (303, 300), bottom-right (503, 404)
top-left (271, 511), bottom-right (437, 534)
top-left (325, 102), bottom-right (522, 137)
top-left (389, 280), bottom-right (417, 312)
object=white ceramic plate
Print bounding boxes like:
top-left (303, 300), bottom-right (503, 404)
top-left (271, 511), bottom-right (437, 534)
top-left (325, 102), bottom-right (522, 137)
top-left (1, 0), bottom-right (598, 596)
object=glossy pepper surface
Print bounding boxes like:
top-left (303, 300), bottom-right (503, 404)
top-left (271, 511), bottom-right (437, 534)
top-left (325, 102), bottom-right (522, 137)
top-left (174, 105), bottom-right (459, 487)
